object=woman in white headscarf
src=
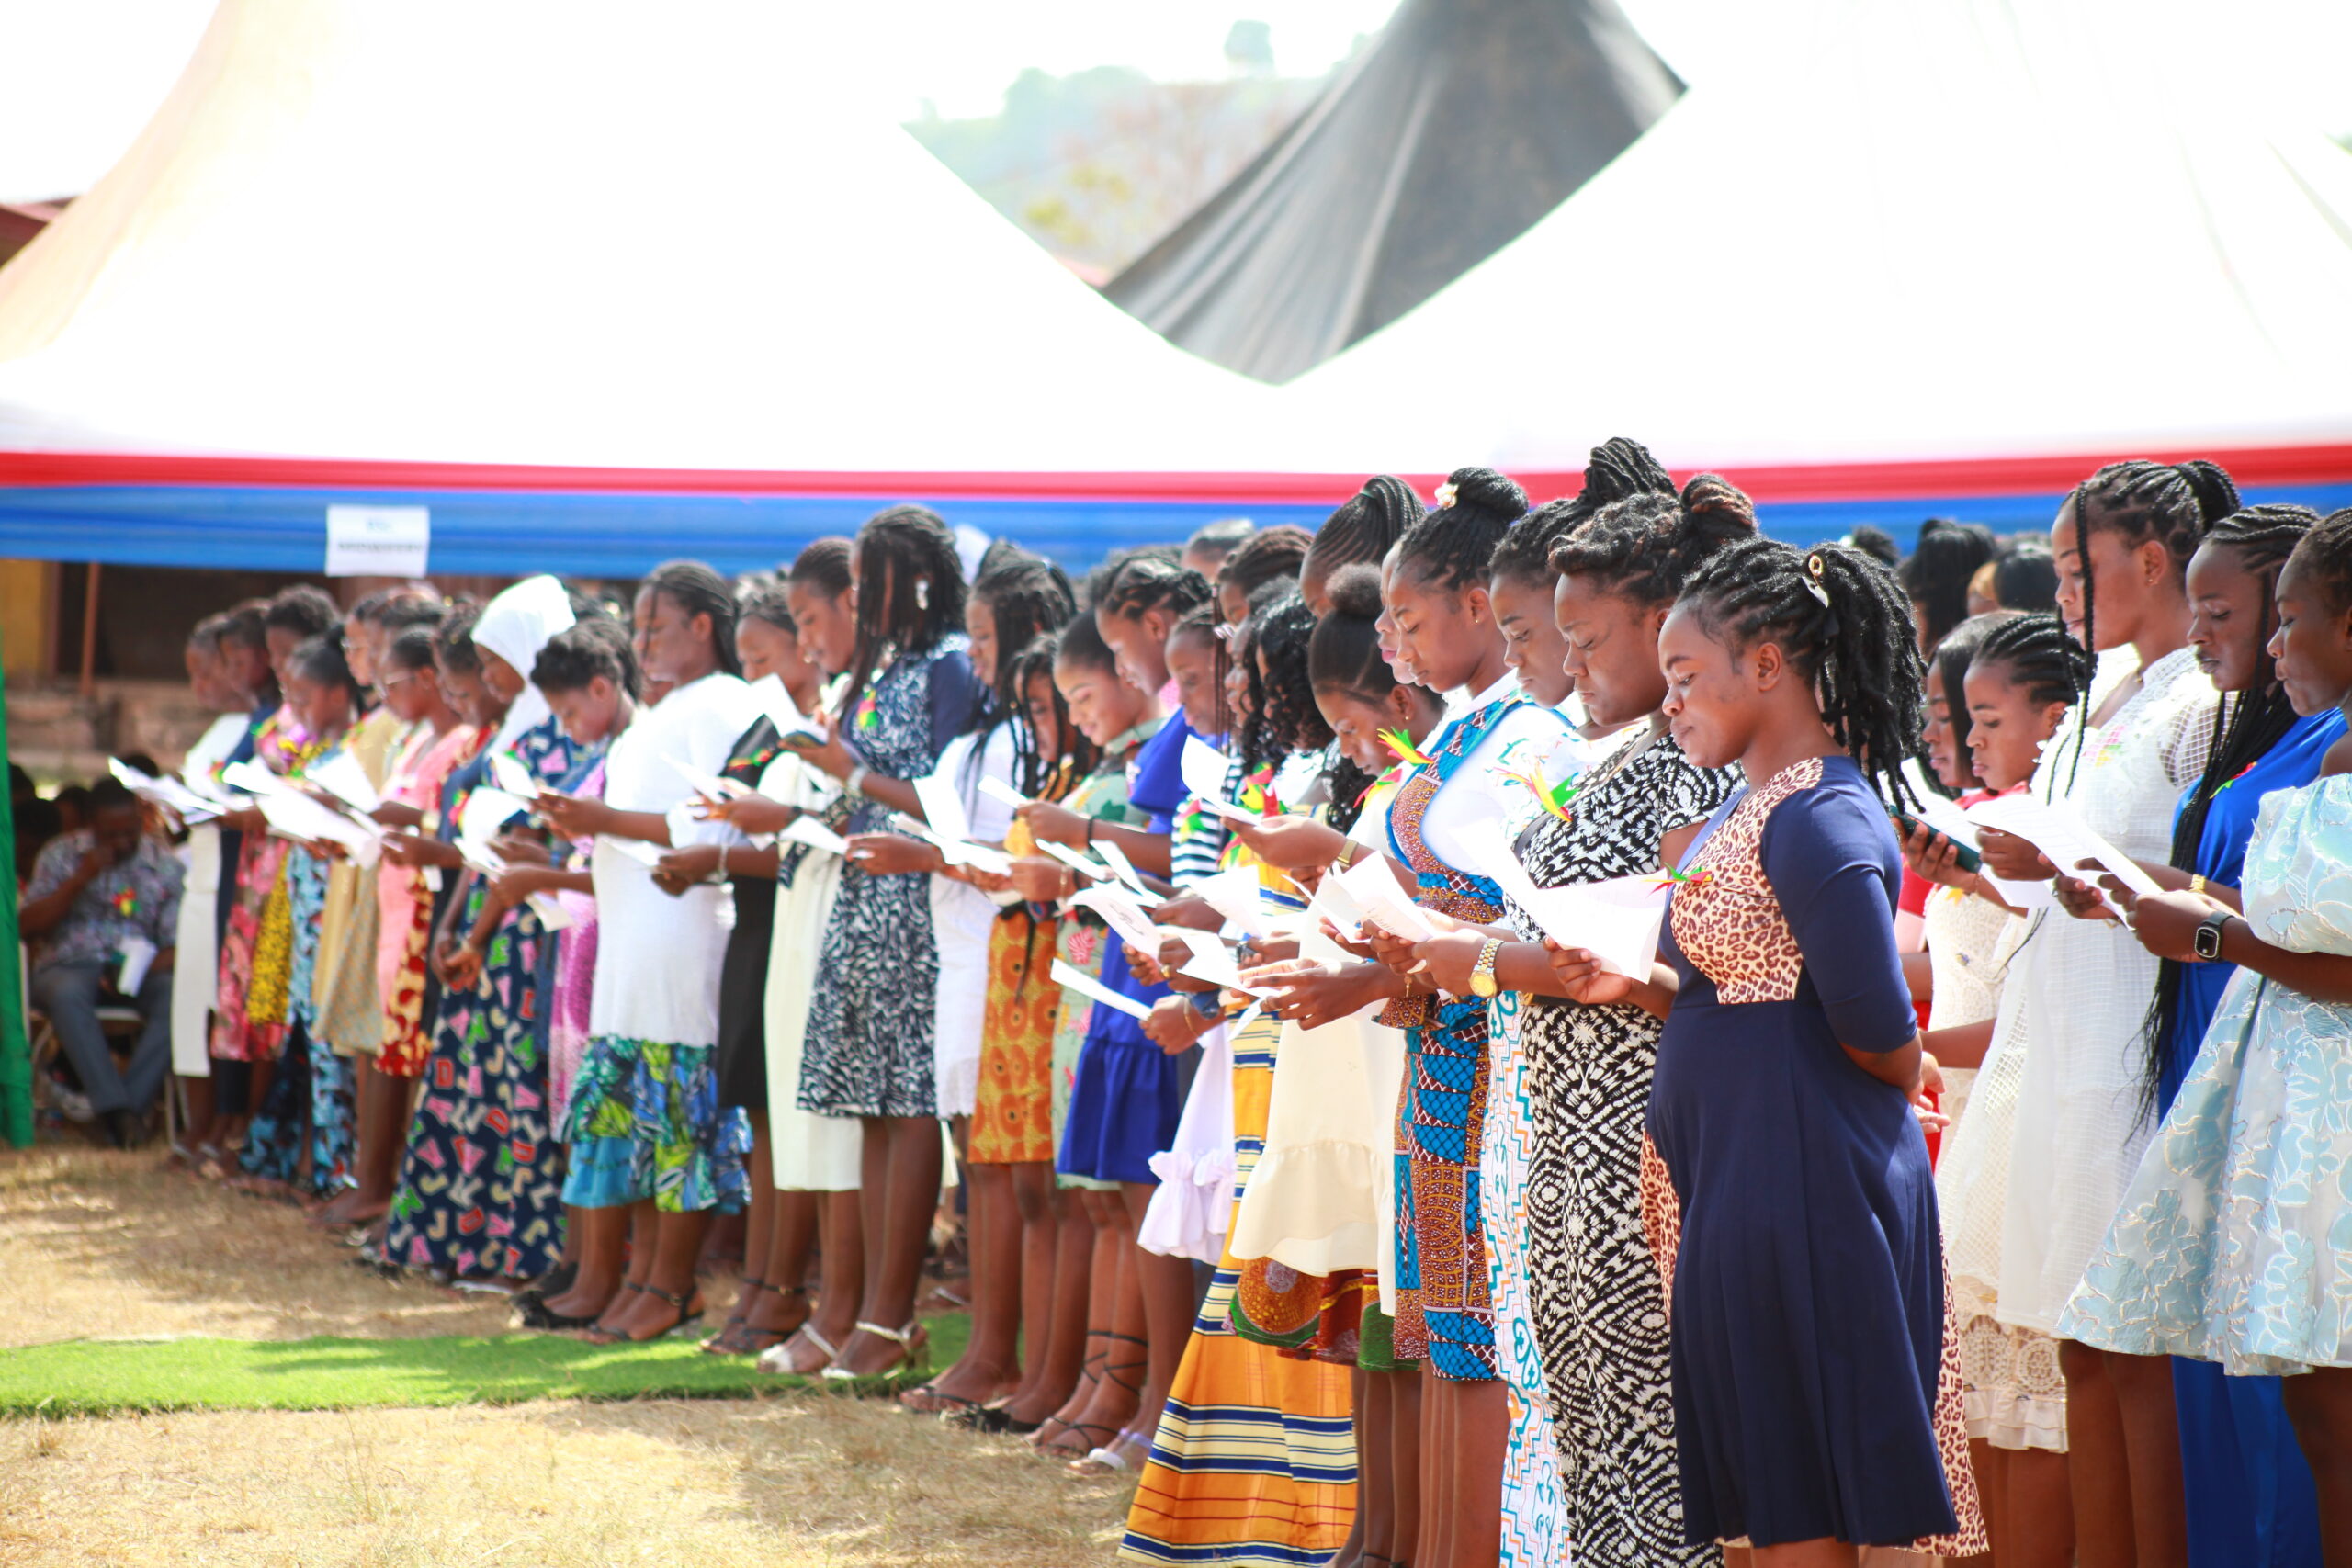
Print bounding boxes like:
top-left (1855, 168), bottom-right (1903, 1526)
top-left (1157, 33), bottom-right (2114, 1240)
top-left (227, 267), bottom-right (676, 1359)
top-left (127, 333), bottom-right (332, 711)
top-left (378, 578), bottom-right (602, 1286)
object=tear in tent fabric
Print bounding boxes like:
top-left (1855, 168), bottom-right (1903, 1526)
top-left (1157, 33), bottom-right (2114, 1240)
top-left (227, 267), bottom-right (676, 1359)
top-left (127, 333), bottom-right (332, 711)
top-left (1102, 0), bottom-right (1682, 386)
top-left (1283, 0), bottom-right (2352, 542)
top-left (0, 0), bottom-right (1381, 577)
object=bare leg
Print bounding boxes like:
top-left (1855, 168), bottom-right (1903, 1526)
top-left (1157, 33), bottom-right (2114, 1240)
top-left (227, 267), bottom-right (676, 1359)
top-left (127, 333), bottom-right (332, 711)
top-left (831, 1115), bottom-right (946, 1375)
top-left (177, 1073), bottom-right (215, 1156)
top-left (704, 1111), bottom-right (775, 1350)
top-left (2282, 1366), bottom-right (2352, 1567)
top-left (543, 1203), bottom-right (628, 1321)
top-left (1336, 1366), bottom-right (1383, 1568)
top-left (1035, 1188), bottom-right (1126, 1456)
top-left (1961, 1438), bottom-right (2004, 1568)
top-left (1417, 1367), bottom-right (1452, 1568)
top-left (740, 1188), bottom-right (820, 1341)
top-left (1062, 1191), bottom-right (1146, 1458)
top-left (2061, 1339), bottom-right (2136, 1568)
top-left (2104, 1348), bottom-right (2187, 1568)
top-left (1751, 1541), bottom-right (1858, 1567)
top-left (1011, 1182), bottom-right (1094, 1429)
top-left (588, 1200), bottom-right (658, 1336)
top-left (605, 1209), bottom-right (710, 1340)
top-left (2008, 1445), bottom-right (2076, 1568)
top-left (1001, 1162), bottom-right (1062, 1416)
top-left (906, 1162), bottom-right (1022, 1409)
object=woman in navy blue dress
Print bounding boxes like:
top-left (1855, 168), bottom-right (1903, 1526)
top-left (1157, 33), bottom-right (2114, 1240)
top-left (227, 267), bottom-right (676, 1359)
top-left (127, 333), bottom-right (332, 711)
top-left (1634, 536), bottom-right (1984, 1557)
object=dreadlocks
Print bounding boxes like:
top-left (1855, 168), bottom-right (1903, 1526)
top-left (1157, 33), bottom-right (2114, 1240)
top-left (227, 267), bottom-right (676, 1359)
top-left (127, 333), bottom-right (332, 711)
top-left (1678, 536), bottom-right (1929, 808)
top-left (1550, 471), bottom-right (1758, 607)
top-left (1490, 436), bottom-right (1679, 588)
top-left (1392, 467), bottom-right (1528, 594)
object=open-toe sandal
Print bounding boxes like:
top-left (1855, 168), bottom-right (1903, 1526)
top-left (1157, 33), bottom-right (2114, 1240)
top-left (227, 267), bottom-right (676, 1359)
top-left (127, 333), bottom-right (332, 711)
top-left (820, 1319), bottom-right (932, 1384)
top-left (758, 1323), bottom-right (840, 1377)
top-left (699, 1277), bottom-right (766, 1355)
top-left (1068, 1427), bottom-right (1152, 1477)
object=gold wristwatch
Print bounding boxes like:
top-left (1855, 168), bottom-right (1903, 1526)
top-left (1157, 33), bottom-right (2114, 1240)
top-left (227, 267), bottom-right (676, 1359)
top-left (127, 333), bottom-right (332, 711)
top-left (1469, 938), bottom-right (1503, 998)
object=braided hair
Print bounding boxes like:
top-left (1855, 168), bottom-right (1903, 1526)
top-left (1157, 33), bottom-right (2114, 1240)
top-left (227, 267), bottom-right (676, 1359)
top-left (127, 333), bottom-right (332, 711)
top-left (739, 583), bottom-right (797, 638)
top-left (1551, 472), bottom-right (1759, 607)
top-left (1170, 600), bottom-right (1231, 739)
top-left (1217, 525), bottom-right (1312, 602)
top-left (840, 505), bottom-right (967, 714)
top-left (968, 554), bottom-right (1079, 787)
top-left (2286, 507), bottom-right (2352, 616)
top-left (1008, 630), bottom-right (1100, 794)
top-left (1678, 537), bottom-right (1929, 807)
top-left (1491, 436), bottom-right (1679, 588)
top-left (1391, 467), bottom-right (1529, 593)
top-left (1303, 474), bottom-right (1423, 584)
top-left (1900, 519), bottom-right (1998, 652)
top-left (1968, 611), bottom-right (2096, 711)
top-left (2134, 502), bottom-right (2322, 1108)
top-left (287, 634), bottom-right (366, 713)
top-left (1243, 591), bottom-right (1334, 772)
top-left (2059, 459), bottom-right (2239, 786)
top-left (1991, 543), bottom-right (2060, 614)
top-left (786, 536), bottom-right (855, 600)
top-left (435, 603), bottom-right (484, 674)
top-left (1099, 552), bottom-right (1213, 624)
top-left (1308, 564), bottom-right (1427, 833)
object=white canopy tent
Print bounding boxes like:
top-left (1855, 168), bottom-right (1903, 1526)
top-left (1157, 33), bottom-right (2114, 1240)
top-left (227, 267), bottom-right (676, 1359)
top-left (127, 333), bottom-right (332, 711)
top-left (1287, 0), bottom-right (2352, 532)
top-left (0, 0), bottom-right (1370, 573)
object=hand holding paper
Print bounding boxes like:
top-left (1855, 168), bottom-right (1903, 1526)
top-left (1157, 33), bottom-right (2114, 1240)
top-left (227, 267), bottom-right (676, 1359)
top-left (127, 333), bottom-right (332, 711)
top-left (1334, 855), bottom-right (1437, 942)
top-left (1051, 958), bottom-right (1154, 1021)
top-left (1181, 738), bottom-right (1255, 822)
top-left (1453, 816), bottom-right (1668, 979)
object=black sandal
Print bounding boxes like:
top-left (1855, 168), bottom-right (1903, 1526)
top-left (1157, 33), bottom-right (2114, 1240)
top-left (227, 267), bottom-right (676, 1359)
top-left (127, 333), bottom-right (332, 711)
top-left (586, 1283), bottom-right (702, 1346)
top-left (699, 1277), bottom-right (768, 1355)
top-left (953, 1396), bottom-right (1044, 1436)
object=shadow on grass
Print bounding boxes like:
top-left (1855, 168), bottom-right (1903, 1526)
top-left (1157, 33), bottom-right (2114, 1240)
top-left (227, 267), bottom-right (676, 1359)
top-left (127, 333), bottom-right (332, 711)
top-left (0, 1314), bottom-right (970, 1417)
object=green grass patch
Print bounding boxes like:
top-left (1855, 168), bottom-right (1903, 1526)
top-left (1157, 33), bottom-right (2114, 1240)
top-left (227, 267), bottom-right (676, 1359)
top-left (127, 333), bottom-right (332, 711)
top-left (0, 1313), bottom-right (967, 1416)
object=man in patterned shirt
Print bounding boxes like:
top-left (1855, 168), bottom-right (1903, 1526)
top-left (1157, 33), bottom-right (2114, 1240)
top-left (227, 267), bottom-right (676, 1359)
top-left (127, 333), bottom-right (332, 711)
top-left (21, 778), bottom-right (184, 1145)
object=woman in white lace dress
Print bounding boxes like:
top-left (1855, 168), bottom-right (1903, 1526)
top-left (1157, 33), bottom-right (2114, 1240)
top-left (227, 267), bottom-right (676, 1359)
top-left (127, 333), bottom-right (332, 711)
top-left (1972, 462), bottom-right (2232, 1562)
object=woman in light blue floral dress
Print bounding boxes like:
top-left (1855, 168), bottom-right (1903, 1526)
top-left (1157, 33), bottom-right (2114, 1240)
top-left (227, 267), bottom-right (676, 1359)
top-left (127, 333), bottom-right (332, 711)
top-left (2063, 511), bottom-right (2352, 1554)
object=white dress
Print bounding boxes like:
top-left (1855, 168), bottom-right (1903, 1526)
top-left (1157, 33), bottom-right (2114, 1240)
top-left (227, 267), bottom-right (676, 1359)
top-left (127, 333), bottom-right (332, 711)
top-left (759, 738), bottom-right (866, 1192)
top-left (168, 712), bottom-right (253, 1077)
top-left (1987, 648), bottom-right (2216, 1336)
top-left (929, 725), bottom-right (1017, 1120)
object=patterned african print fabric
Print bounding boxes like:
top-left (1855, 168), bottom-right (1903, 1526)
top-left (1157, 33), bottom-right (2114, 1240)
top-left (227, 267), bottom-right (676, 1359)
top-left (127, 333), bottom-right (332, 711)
top-left (211, 709), bottom-right (318, 1063)
top-left (1120, 1010), bottom-right (1357, 1567)
top-left (1498, 727), bottom-right (1736, 1564)
top-left (1381, 692), bottom-right (1532, 1380)
top-left (239, 840), bottom-right (355, 1196)
top-left (380, 715), bottom-right (587, 1280)
top-left (631, 1040), bottom-right (751, 1213)
top-left (969, 908), bottom-right (1060, 1165)
top-left (373, 722), bottom-right (478, 1078)
top-left (797, 639), bottom-right (978, 1118)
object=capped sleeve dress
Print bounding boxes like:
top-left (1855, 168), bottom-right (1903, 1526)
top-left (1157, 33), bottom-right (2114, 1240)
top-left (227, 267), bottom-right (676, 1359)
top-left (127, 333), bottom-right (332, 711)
top-left (1649, 753), bottom-right (1978, 1550)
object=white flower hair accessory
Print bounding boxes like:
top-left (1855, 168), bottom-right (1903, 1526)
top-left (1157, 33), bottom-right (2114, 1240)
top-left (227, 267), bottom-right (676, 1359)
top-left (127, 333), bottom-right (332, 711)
top-left (1434, 481), bottom-right (1459, 509)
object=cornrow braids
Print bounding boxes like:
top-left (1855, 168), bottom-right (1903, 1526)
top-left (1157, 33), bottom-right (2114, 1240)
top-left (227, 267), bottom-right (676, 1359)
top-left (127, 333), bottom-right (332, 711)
top-left (2061, 459), bottom-right (2238, 787)
top-left (1171, 600), bottom-right (1232, 740)
top-left (1968, 612), bottom-right (2095, 711)
top-left (1392, 466), bottom-right (1529, 595)
top-left (739, 583), bottom-right (797, 637)
top-left (2136, 502), bottom-right (2320, 1109)
top-left (1550, 471), bottom-right (1759, 608)
top-left (1304, 474), bottom-right (1423, 581)
top-left (1217, 525), bottom-right (1312, 601)
top-left (644, 558), bottom-right (742, 677)
top-left (1100, 553), bottom-right (1213, 622)
top-left (844, 505), bottom-right (967, 711)
top-left (1679, 537), bottom-right (1929, 807)
top-left (1246, 592), bottom-right (1333, 770)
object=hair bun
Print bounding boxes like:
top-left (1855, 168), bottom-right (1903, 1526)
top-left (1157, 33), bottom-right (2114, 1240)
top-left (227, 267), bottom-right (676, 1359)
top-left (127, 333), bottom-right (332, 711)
top-left (1679, 473), bottom-right (1758, 532)
top-left (1324, 561), bottom-right (1386, 621)
top-left (1583, 438), bottom-right (1677, 508)
top-left (2175, 459), bottom-right (2242, 528)
top-left (1436, 466), bottom-right (1528, 524)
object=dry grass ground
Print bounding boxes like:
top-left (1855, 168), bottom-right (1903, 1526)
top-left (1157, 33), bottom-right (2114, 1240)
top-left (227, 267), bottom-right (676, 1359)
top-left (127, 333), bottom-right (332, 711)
top-left (0, 1145), bottom-right (1136, 1566)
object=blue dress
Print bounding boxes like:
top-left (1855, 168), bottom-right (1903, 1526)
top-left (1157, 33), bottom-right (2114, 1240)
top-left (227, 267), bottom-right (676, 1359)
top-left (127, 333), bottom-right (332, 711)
top-left (1650, 754), bottom-right (1963, 1548)
top-left (2154, 711), bottom-right (2336, 1568)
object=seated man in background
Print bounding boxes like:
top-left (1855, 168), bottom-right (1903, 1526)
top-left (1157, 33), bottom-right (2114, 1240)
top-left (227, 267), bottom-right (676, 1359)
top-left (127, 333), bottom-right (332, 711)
top-left (20, 777), bottom-right (184, 1147)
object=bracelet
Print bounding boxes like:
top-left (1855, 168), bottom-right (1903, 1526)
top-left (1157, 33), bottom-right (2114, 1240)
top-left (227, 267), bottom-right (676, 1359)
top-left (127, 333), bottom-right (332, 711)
top-left (845, 763), bottom-right (870, 797)
top-left (1334, 840), bottom-right (1360, 871)
top-left (2189, 873), bottom-right (2207, 897)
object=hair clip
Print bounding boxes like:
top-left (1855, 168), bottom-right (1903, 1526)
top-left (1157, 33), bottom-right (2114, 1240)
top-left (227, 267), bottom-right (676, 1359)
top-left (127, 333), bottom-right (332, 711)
top-left (914, 577), bottom-right (931, 611)
top-left (1804, 551), bottom-right (1831, 607)
top-left (1434, 482), bottom-right (1459, 510)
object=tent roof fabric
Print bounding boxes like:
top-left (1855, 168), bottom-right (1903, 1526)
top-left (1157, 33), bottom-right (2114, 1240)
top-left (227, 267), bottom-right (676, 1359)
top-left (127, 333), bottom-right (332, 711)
top-left (1103, 0), bottom-right (1679, 385)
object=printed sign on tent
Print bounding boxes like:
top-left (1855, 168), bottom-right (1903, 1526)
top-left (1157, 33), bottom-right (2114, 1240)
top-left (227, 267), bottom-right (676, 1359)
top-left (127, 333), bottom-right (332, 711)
top-left (324, 505), bottom-right (430, 578)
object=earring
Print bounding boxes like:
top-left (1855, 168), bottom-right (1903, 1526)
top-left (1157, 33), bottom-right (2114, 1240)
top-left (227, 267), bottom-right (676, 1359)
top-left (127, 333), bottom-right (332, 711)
top-left (915, 577), bottom-right (930, 610)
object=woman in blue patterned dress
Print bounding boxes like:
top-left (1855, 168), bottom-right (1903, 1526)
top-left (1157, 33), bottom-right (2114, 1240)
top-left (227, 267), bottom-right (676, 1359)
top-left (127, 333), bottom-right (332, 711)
top-left (789, 506), bottom-right (984, 1378)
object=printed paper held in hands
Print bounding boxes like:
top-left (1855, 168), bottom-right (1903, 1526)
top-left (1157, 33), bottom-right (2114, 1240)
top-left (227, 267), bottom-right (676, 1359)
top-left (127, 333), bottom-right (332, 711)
top-left (1039, 840), bottom-right (1114, 882)
top-left (781, 815), bottom-right (850, 857)
top-left (1068, 885), bottom-right (1161, 953)
top-left (1181, 739), bottom-right (1255, 822)
top-left (1051, 958), bottom-right (1154, 1021)
top-left (108, 758), bottom-right (219, 821)
top-left (667, 757), bottom-right (748, 803)
top-left (1967, 793), bottom-right (2159, 915)
top-left (600, 835), bottom-right (668, 868)
top-left (746, 673), bottom-right (827, 748)
top-left (486, 752), bottom-right (543, 802)
top-left (1453, 817), bottom-right (1667, 979)
top-left (1090, 837), bottom-right (1159, 902)
top-left (1334, 855), bottom-right (1436, 942)
top-left (306, 750), bottom-right (383, 816)
top-left (978, 777), bottom-right (1030, 810)
top-left (1170, 928), bottom-right (1272, 996)
top-left (1190, 865), bottom-right (1272, 937)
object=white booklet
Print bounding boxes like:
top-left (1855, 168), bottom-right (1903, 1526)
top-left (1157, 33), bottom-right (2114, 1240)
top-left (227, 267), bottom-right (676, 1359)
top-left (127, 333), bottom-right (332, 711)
top-left (1335, 854), bottom-right (1437, 942)
top-left (1181, 738), bottom-right (1255, 822)
top-left (1453, 817), bottom-right (1667, 980)
top-left (1051, 958), bottom-right (1154, 1021)
top-left (1967, 793), bottom-right (2158, 915)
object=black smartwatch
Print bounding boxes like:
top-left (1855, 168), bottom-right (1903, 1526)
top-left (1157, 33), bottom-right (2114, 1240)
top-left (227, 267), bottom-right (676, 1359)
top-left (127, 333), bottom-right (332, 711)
top-left (2192, 909), bottom-right (2233, 962)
